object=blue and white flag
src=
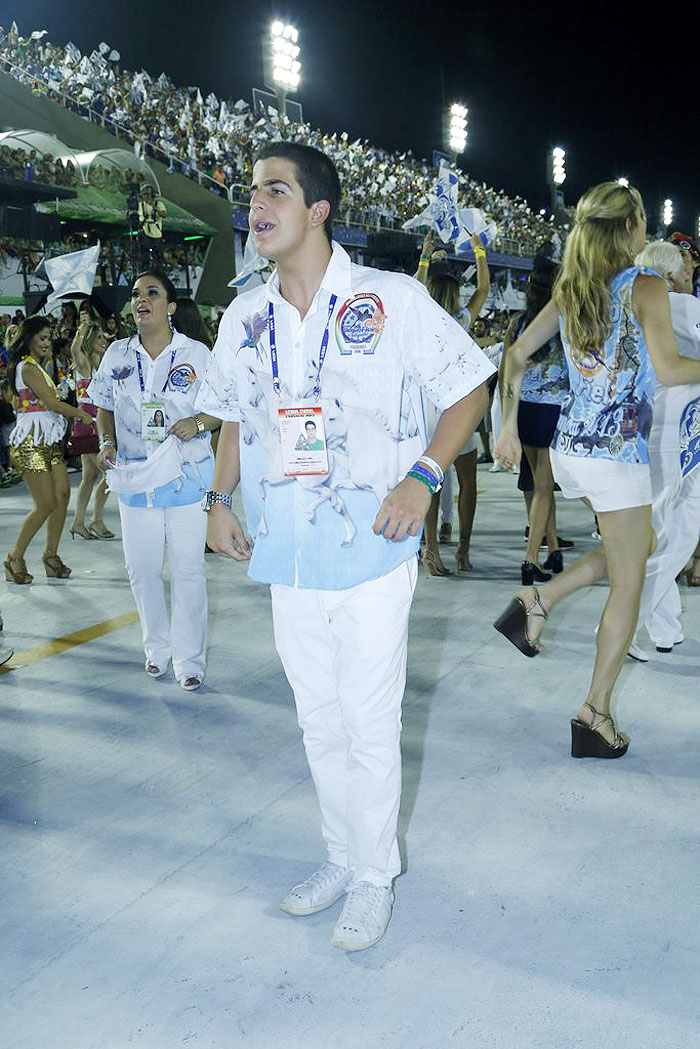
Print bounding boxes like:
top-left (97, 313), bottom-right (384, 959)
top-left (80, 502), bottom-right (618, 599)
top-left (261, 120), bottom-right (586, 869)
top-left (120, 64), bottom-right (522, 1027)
top-left (680, 396), bottom-right (700, 479)
top-left (45, 243), bottom-right (101, 307)
top-left (228, 234), bottom-right (269, 289)
top-left (403, 162), bottom-right (462, 244)
top-left (403, 162), bottom-right (498, 251)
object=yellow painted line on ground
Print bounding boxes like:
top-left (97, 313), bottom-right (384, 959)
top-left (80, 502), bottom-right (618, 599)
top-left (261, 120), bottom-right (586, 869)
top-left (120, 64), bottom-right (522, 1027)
top-left (0, 611), bottom-right (139, 675)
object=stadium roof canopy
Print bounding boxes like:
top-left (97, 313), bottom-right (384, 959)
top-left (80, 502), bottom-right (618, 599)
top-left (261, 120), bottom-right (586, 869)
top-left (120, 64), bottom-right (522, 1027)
top-left (73, 149), bottom-right (160, 193)
top-left (0, 128), bottom-right (85, 177)
top-left (36, 185), bottom-right (217, 236)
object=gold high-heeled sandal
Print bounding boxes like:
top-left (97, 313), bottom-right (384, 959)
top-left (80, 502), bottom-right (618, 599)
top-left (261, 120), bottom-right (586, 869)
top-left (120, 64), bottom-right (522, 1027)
top-left (42, 554), bottom-right (71, 578)
top-left (423, 546), bottom-right (451, 577)
top-left (4, 553), bottom-right (33, 584)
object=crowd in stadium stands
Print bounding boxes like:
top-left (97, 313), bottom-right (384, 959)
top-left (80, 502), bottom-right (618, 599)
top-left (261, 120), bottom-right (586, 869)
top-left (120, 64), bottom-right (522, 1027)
top-left (0, 24), bottom-right (567, 254)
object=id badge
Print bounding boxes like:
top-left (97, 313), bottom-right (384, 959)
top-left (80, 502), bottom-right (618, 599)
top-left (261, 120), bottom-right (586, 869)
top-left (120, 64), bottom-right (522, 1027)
top-left (279, 406), bottom-right (329, 476)
top-left (141, 399), bottom-right (167, 441)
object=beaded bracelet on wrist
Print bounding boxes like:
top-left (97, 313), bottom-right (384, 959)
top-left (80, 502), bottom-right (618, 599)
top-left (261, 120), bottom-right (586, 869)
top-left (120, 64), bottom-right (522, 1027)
top-left (406, 469), bottom-right (440, 495)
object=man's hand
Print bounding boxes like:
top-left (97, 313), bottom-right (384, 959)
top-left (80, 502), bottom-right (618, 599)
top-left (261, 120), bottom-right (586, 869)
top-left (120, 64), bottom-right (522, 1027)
top-left (206, 503), bottom-right (251, 561)
top-left (372, 476), bottom-right (432, 542)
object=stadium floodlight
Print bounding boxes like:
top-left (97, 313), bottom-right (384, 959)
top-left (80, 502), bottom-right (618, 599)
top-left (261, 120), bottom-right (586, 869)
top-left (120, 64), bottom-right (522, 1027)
top-left (448, 103), bottom-right (468, 156)
top-left (663, 198), bottom-right (673, 227)
top-left (617, 177), bottom-right (629, 187)
top-left (551, 147), bottom-right (566, 186)
top-left (697, 216), bottom-right (700, 242)
top-left (270, 21), bottom-right (301, 93)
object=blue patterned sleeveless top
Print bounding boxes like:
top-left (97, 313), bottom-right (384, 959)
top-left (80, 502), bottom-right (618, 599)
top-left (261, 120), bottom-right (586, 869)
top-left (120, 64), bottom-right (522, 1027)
top-left (552, 266), bottom-right (658, 463)
top-left (514, 313), bottom-right (569, 406)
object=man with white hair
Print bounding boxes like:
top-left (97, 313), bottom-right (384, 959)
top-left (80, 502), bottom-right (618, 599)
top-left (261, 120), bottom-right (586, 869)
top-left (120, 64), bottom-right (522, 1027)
top-left (630, 238), bottom-right (700, 658)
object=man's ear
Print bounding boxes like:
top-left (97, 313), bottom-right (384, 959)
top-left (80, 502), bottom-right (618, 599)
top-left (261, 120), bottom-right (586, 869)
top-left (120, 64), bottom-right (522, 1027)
top-left (311, 199), bottom-right (331, 228)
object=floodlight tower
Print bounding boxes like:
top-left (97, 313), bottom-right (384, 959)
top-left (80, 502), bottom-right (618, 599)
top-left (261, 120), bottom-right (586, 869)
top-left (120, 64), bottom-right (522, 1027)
top-left (662, 198), bottom-right (673, 229)
top-left (617, 177), bottom-right (629, 187)
top-left (266, 21), bottom-right (301, 117)
top-left (446, 103), bottom-right (468, 165)
top-left (548, 146), bottom-right (566, 214)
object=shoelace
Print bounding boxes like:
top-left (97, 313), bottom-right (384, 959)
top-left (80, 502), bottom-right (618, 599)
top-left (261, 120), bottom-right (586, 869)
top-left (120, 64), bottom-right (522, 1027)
top-left (296, 862), bottom-right (345, 894)
top-left (339, 883), bottom-right (387, 930)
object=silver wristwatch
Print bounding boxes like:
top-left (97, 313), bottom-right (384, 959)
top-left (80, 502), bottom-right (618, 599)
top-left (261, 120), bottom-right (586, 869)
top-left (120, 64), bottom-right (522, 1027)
top-left (202, 491), bottom-right (232, 513)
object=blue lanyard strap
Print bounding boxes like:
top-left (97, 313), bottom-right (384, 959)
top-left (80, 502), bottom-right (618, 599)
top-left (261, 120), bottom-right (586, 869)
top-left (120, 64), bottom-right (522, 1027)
top-left (136, 347), bottom-right (177, 396)
top-left (268, 293), bottom-right (338, 400)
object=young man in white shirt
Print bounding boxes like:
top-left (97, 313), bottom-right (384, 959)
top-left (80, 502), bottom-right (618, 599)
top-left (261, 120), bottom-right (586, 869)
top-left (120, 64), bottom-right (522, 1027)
top-left (197, 142), bottom-right (494, 951)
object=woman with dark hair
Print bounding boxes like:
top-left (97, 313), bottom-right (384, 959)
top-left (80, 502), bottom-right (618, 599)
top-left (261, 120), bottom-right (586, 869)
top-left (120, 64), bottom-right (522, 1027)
top-left (415, 230), bottom-right (490, 574)
top-left (494, 181), bottom-right (700, 759)
top-left (4, 316), bottom-right (93, 583)
top-left (89, 270), bottom-right (221, 690)
top-left (172, 297), bottom-right (213, 348)
top-left (502, 256), bottom-right (569, 583)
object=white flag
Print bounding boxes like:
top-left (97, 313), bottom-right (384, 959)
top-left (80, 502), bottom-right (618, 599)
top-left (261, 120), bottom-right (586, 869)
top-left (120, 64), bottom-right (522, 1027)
top-left (45, 244), bottom-right (101, 307)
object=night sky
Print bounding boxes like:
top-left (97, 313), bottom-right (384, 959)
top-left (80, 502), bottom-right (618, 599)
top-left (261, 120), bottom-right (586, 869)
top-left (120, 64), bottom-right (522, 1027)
top-left (2, 0), bottom-right (698, 232)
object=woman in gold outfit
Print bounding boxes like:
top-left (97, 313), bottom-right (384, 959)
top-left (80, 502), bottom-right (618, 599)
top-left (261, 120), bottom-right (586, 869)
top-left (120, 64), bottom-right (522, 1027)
top-left (5, 316), bottom-right (92, 584)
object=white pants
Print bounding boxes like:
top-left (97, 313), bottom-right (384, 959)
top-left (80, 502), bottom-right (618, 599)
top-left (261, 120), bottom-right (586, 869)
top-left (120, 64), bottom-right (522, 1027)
top-left (636, 384), bottom-right (700, 647)
top-left (271, 558), bottom-right (418, 887)
top-left (119, 500), bottom-right (208, 681)
top-left (638, 461), bottom-right (700, 647)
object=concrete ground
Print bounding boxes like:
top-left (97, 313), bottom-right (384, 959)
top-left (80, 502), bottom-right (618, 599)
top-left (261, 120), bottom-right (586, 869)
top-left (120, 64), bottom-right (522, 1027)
top-left (1, 464), bottom-right (699, 1049)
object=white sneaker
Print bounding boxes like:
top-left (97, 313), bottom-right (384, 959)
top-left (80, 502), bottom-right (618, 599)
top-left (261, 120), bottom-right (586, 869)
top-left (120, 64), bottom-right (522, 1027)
top-left (279, 862), bottom-right (352, 916)
top-left (627, 641), bottom-right (649, 662)
top-left (331, 880), bottom-right (394, 951)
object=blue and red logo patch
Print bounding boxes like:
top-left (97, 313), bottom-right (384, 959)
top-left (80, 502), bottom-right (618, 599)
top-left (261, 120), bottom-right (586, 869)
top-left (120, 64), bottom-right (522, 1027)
top-left (335, 293), bottom-right (386, 356)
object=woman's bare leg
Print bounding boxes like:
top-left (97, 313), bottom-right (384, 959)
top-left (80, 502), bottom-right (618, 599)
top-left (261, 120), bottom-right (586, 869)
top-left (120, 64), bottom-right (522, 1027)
top-left (9, 470), bottom-right (56, 559)
top-left (523, 445), bottom-right (555, 567)
top-left (454, 450), bottom-right (477, 568)
top-left (574, 505), bottom-right (654, 741)
top-left (45, 462), bottom-right (71, 558)
top-left (71, 454), bottom-right (99, 531)
top-left (91, 474), bottom-right (110, 530)
top-left (423, 492), bottom-right (449, 573)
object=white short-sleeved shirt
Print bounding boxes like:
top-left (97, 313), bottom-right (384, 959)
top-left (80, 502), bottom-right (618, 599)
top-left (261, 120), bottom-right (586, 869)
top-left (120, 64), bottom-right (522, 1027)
top-left (649, 292), bottom-right (700, 480)
top-left (196, 243), bottom-right (495, 590)
top-left (88, 331), bottom-right (213, 468)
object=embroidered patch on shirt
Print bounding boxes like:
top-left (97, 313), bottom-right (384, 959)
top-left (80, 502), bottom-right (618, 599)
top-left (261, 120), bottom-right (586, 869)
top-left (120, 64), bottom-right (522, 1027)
top-left (168, 363), bottom-right (197, 390)
top-left (335, 293), bottom-right (386, 356)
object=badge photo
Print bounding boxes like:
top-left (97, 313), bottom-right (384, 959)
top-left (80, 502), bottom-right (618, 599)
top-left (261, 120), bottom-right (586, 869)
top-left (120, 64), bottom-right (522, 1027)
top-left (142, 400), bottom-right (167, 441)
top-left (278, 406), bottom-right (329, 476)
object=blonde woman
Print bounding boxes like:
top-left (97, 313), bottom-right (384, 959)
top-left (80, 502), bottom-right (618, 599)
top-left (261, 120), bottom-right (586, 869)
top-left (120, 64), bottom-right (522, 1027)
top-left (69, 320), bottom-right (113, 539)
top-left (493, 182), bottom-right (700, 758)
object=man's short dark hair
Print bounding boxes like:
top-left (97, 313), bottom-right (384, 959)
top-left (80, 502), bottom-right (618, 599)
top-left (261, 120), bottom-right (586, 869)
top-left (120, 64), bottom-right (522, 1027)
top-left (305, 419), bottom-right (316, 430)
top-left (255, 141), bottom-right (340, 244)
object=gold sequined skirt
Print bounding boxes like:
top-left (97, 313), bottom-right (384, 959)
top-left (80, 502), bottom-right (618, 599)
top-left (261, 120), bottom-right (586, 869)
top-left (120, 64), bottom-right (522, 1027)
top-left (10, 434), bottom-right (64, 474)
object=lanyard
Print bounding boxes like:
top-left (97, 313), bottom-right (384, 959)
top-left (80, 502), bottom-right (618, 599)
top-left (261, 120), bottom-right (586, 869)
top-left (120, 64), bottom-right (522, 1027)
top-left (135, 347), bottom-right (177, 396)
top-left (268, 293), bottom-right (337, 400)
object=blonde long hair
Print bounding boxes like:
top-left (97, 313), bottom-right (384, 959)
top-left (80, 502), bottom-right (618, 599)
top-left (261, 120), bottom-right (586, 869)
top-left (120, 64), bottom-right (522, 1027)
top-left (553, 181), bottom-right (645, 358)
top-left (70, 320), bottom-right (104, 376)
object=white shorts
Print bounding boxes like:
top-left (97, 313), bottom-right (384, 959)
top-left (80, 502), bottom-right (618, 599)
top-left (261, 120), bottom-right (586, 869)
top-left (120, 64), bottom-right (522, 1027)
top-left (549, 448), bottom-right (652, 512)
